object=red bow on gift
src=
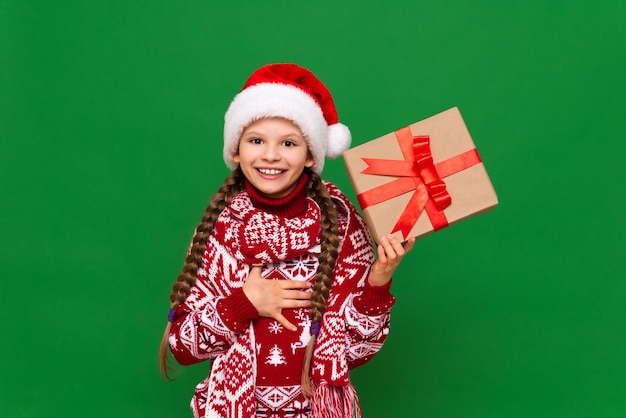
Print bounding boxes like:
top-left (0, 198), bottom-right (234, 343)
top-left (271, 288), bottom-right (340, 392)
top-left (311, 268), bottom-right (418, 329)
top-left (357, 126), bottom-right (482, 239)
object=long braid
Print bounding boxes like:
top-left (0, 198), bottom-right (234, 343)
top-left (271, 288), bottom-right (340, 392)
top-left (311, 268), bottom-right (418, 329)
top-left (301, 170), bottom-right (341, 397)
top-left (159, 168), bottom-right (245, 380)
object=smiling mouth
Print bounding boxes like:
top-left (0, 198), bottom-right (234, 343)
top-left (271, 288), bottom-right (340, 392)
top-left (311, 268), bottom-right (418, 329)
top-left (257, 168), bottom-right (284, 175)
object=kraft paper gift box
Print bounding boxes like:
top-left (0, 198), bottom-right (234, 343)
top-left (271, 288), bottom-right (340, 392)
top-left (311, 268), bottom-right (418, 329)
top-left (343, 107), bottom-right (498, 243)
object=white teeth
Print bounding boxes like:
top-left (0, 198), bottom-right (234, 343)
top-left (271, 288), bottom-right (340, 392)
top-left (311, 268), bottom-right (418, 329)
top-left (258, 168), bottom-right (283, 175)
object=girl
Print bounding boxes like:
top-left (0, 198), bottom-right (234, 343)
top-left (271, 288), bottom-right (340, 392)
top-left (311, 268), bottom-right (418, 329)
top-left (159, 63), bottom-right (415, 418)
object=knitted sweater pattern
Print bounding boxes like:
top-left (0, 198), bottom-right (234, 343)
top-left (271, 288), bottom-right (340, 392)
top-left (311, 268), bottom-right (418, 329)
top-left (169, 182), bottom-right (395, 418)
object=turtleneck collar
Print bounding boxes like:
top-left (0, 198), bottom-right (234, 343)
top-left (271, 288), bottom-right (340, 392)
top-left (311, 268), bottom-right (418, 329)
top-left (244, 173), bottom-right (310, 218)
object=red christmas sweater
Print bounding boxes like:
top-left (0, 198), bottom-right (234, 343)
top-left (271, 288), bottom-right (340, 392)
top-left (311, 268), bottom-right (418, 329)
top-left (169, 175), bottom-right (395, 418)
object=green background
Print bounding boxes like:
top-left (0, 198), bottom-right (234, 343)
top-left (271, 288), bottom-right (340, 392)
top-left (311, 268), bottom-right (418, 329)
top-left (1, 1), bottom-right (624, 417)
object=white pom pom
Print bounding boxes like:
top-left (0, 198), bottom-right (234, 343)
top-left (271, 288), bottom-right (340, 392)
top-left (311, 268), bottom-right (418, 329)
top-left (326, 123), bottom-right (352, 158)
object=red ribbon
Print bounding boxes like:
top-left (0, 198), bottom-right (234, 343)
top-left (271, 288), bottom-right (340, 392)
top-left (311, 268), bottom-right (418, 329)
top-left (357, 126), bottom-right (482, 239)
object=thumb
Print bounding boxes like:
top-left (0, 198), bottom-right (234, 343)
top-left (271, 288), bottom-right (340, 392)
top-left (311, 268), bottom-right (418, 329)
top-left (248, 265), bottom-right (263, 278)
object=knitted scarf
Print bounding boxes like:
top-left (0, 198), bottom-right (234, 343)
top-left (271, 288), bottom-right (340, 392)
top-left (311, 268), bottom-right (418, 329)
top-left (204, 179), bottom-right (368, 418)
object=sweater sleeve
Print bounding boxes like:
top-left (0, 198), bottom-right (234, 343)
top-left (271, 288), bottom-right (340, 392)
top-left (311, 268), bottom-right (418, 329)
top-left (217, 287), bottom-right (259, 333)
top-left (352, 279), bottom-right (396, 316)
top-left (326, 185), bottom-right (397, 370)
top-left (168, 244), bottom-right (258, 366)
top-left (344, 281), bottom-right (395, 369)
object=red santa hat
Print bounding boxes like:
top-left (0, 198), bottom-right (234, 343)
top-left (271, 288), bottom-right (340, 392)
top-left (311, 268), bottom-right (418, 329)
top-left (224, 63), bottom-right (351, 173)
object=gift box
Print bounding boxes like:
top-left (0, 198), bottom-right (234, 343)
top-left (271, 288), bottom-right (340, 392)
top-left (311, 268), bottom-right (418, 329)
top-left (343, 107), bottom-right (498, 243)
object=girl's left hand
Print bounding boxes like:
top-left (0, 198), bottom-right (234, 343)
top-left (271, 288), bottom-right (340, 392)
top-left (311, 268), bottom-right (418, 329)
top-left (368, 235), bottom-right (416, 286)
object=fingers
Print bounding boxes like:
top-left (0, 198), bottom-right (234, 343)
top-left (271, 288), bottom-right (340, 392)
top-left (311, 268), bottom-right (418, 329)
top-left (278, 279), bottom-right (311, 290)
top-left (244, 264), bottom-right (312, 330)
top-left (248, 268), bottom-right (310, 290)
top-left (368, 235), bottom-right (415, 286)
top-left (379, 235), bottom-right (417, 258)
top-left (274, 313), bottom-right (297, 332)
top-left (283, 289), bottom-right (312, 300)
top-left (378, 234), bottom-right (405, 262)
top-left (402, 237), bottom-right (416, 253)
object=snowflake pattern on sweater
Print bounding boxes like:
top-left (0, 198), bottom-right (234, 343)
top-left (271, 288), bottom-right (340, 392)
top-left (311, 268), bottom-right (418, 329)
top-left (169, 182), bottom-right (395, 418)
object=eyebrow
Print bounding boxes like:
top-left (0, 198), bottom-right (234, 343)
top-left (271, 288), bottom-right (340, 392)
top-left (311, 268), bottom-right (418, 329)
top-left (242, 131), bottom-right (304, 140)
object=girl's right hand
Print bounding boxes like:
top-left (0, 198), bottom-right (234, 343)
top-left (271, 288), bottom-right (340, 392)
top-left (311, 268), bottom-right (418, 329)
top-left (242, 265), bottom-right (311, 331)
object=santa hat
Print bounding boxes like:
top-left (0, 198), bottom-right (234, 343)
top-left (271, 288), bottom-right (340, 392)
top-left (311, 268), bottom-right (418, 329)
top-left (224, 63), bottom-right (351, 173)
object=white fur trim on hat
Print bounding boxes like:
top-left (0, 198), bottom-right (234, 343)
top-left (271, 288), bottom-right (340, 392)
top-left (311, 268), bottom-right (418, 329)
top-left (224, 83), bottom-right (349, 174)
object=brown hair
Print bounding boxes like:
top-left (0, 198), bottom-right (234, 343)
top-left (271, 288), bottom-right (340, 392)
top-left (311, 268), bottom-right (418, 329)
top-left (159, 167), bottom-right (246, 380)
top-left (159, 168), bottom-right (340, 398)
top-left (301, 170), bottom-right (340, 397)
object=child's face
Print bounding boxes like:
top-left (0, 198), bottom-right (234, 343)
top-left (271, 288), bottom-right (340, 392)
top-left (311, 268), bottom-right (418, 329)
top-left (234, 117), bottom-right (314, 198)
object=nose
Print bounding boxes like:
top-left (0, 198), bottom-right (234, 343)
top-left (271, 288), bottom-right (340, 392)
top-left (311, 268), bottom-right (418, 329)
top-left (262, 144), bottom-right (280, 162)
